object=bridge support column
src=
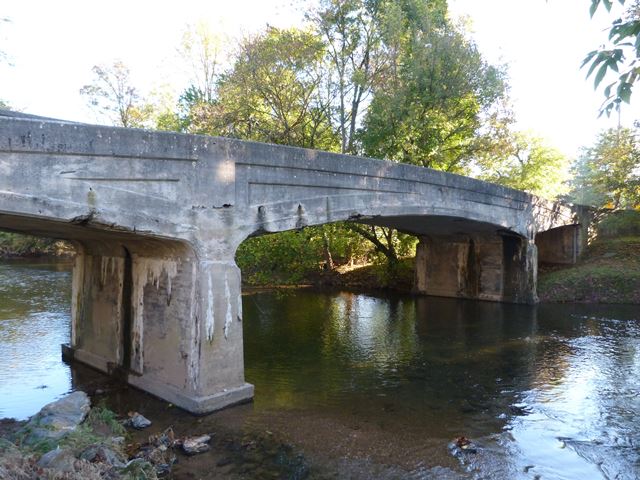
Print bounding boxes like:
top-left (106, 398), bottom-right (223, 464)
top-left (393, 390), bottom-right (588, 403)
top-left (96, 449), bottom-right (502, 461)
top-left (535, 225), bottom-right (583, 265)
top-left (64, 242), bottom-right (253, 414)
top-left (413, 234), bottom-right (537, 304)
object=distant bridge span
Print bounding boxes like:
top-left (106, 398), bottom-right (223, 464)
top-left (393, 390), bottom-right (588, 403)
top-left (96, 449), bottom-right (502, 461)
top-left (0, 111), bottom-right (588, 413)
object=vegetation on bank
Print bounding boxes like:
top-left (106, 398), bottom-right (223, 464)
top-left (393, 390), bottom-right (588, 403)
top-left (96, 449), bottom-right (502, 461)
top-left (538, 212), bottom-right (640, 304)
top-left (538, 237), bottom-right (640, 304)
top-left (0, 232), bottom-right (72, 258)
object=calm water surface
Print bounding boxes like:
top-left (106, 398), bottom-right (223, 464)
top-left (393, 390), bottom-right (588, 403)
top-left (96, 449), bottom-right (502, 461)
top-left (1, 262), bottom-right (639, 479)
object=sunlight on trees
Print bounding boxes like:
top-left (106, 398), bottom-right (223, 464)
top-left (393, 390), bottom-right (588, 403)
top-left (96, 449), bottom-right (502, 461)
top-left (74, 0), bottom-right (615, 283)
top-left (178, 21), bottom-right (227, 105)
top-left (570, 123), bottom-right (640, 209)
top-left (79, 61), bottom-right (152, 128)
top-left (584, 0), bottom-right (640, 115)
top-left (475, 132), bottom-right (570, 200)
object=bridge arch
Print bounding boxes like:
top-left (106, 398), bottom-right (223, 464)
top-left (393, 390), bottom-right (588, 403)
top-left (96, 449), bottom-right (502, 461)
top-left (0, 111), bottom-right (587, 414)
top-left (238, 192), bottom-right (529, 241)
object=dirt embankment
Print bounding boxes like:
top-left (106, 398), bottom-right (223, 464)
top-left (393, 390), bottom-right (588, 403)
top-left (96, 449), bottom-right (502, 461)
top-left (538, 236), bottom-right (640, 304)
top-left (315, 234), bottom-right (640, 305)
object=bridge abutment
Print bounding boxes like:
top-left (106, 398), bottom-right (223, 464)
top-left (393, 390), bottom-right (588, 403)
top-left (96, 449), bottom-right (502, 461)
top-left (413, 234), bottom-right (538, 304)
top-left (63, 240), bottom-right (253, 414)
top-left (535, 225), bottom-right (584, 265)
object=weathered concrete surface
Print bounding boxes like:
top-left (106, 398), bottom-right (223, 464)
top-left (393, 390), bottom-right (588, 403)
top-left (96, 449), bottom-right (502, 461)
top-left (413, 234), bottom-right (537, 304)
top-left (0, 111), bottom-right (587, 412)
top-left (536, 225), bottom-right (584, 264)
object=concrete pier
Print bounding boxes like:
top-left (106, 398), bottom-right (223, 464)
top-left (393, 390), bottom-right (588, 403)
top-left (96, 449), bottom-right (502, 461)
top-left (413, 233), bottom-right (538, 304)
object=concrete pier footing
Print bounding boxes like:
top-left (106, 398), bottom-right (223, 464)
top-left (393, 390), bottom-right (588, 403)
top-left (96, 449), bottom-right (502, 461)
top-left (62, 240), bottom-right (253, 413)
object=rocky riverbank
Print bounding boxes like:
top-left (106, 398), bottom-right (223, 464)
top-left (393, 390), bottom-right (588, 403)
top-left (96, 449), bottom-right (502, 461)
top-left (0, 391), bottom-right (326, 480)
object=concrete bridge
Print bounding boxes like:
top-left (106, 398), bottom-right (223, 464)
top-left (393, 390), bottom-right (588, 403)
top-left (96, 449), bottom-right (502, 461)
top-left (0, 111), bottom-right (587, 413)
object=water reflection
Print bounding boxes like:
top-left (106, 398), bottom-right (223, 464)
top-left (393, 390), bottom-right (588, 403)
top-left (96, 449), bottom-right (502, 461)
top-left (0, 261), bottom-right (72, 420)
top-left (1, 264), bottom-right (639, 479)
top-left (244, 291), bottom-right (640, 478)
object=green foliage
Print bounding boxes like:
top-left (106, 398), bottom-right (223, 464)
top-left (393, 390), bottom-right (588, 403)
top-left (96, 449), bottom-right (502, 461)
top-left (570, 124), bottom-right (640, 208)
top-left (178, 22), bottom-right (225, 105)
top-left (120, 459), bottom-right (158, 480)
top-left (236, 223), bottom-right (369, 285)
top-left (309, 0), bottom-right (386, 154)
top-left (214, 27), bottom-right (337, 149)
top-left (236, 230), bottom-right (322, 285)
top-left (475, 132), bottom-right (570, 199)
top-left (584, 0), bottom-right (640, 116)
top-left (85, 404), bottom-right (126, 436)
top-left (597, 209), bottom-right (640, 236)
top-left (361, 0), bottom-right (508, 173)
top-left (0, 232), bottom-right (64, 257)
top-left (347, 224), bottom-right (417, 264)
top-left (538, 236), bottom-right (640, 303)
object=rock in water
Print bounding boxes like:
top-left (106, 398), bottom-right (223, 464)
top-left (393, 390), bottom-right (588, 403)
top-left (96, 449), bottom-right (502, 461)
top-left (20, 391), bottom-right (90, 445)
top-left (126, 412), bottom-right (152, 430)
top-left (182, 434), bottom-right (211, 455)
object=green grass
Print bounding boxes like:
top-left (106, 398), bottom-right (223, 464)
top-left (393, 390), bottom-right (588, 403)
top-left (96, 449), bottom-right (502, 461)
top-left (85, 404), bottom-right (126, 436)
top-left (538, 236), bottom-right (640, 303)
top-left (13, 404), bottom-right (126, 455)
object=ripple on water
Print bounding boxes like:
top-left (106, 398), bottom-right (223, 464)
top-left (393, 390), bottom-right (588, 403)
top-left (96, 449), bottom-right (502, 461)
top-left (0, 262), bottom-right (72, 420)
top-left (2, 275), bottom-right (640, 479)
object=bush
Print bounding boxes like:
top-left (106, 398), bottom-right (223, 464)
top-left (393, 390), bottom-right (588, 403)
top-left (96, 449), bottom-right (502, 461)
top-left (0, 232), bottom-right (71, 257)
top-left (597, 210), bottom-right (640, 238)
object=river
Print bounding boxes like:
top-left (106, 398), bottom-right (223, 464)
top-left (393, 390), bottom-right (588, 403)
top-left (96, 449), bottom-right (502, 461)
top-left (0, 261), bottom-right (639, 479)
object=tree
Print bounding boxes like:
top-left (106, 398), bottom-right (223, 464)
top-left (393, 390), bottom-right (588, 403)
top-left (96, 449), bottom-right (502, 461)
top-left (213, 27), bottom-right (336, 149)
top-left (361, 0), bottom-right (508, 173)
top-left (171, 22), bottom-right (227, 133)
top-left (584, 0), bottom-right (640, 115)
top-left (80, 61), bottom-right (152, 128)
top-left (570, 124), bottom-right (640, 209)
top-left (475, 132), bottom-right (570, 200)
top-left (307, 0), bottom-right (509, 271)
top-left (345, 223), bottom-right (416, 267)
top-left (309, 0), bottom-right (385, 154)
top-left (178, 22), bottom-right (226, 104)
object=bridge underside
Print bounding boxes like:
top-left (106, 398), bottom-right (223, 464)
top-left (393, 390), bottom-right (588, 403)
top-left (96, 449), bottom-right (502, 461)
top-left (355, 216), bottom-right (583, 304)
top-left (0, 211), bottom-right (584, 414)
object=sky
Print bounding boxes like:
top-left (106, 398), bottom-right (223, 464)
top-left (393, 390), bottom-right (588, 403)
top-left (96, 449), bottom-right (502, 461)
top-left (0, 0), bottom-right (637, 158)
